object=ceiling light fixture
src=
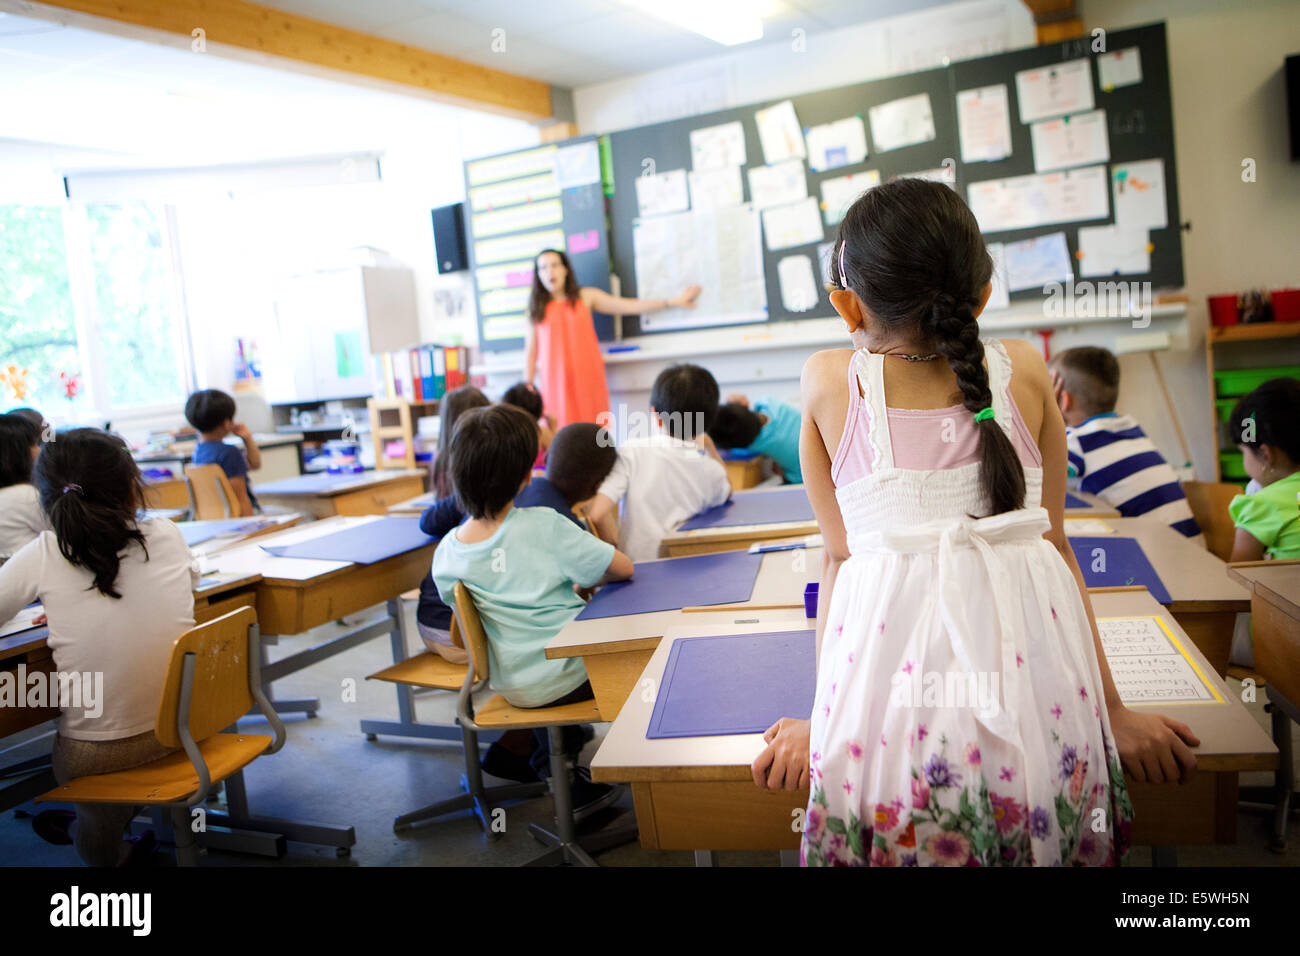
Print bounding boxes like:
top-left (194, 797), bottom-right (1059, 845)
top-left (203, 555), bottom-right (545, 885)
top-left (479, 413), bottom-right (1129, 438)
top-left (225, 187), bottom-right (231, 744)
top-left (622, 0), bottom-right (764, 46)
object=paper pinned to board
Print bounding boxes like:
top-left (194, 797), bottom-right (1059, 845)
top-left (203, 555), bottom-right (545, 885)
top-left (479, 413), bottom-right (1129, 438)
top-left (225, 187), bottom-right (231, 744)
top-left (1098, 47), bottom-right (1143, 90)
top-left (966, 165), bottom-right (1109, 233)
top-left (819, 169), bottom-right (881, 225)
top-left (956, 84), bottom-right (1013, 164)
top-left (761, 197), bottom-right (824, 252)
top-left (985, 242), bottom-right (1010, 310)
top-left (868, 92), bottom-right (936, 152)
top-left (804, 115), bottom-right (868, 172)
top-left (1014, 57), bottom-right (1095, 123)
top-left (1111, 159), bottom-right (1167, 230)
top-left (1003, 231), bottom-right (1074, 291)
top-left (1097, 616), bottom-right (1222, 705)
top-left (688, 165), bottom-right (744, 210)
top-left (691, 120), bottom-right (747, 171)
top-left (755, 100), bottom-right (807, 164)
top-left (635, 169), bottom-right (690, 218)
top-left (1030, 109), bottom-right (1110, 173)
top-left (1077, 224), bottom-right (1151, 276)
top-left (777, 254), bottom-right (819, 312)
top-left (553, 141), bottom-right (601, 189)
top-left (747, 160), bottom-right (808, 210)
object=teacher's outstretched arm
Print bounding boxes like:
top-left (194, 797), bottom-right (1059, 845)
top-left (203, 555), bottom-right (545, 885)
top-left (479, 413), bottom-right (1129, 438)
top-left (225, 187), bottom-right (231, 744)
top-left (580, 284), bottom-right (701, 316)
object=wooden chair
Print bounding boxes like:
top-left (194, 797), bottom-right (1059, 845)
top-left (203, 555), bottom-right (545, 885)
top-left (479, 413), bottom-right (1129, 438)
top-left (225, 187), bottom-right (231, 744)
top-left (449, 582), bottom-right (636, 866)
top-left (184, 463), bottom-right (240, 520)
top-left (35, 607), bottom-right (285, 865)
top-left (369, 589), bottom-right (547, 837)
top-left (141, 476), bottom-right (193, 518)
top-left (1182, 480), bottom-right (1244, 561)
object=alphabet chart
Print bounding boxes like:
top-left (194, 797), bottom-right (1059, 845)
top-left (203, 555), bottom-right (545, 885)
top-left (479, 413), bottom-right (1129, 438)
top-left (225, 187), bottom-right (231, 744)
top-left (1096, 616), bottom-right (1222, 705)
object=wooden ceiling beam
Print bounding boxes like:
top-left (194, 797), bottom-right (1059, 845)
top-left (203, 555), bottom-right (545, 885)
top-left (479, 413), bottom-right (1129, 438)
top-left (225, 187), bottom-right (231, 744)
top-left (26, 0), bottom-right (556, 121)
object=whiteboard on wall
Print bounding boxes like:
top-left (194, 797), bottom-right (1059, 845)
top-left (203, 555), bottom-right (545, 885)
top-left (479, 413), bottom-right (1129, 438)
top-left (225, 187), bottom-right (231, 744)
top-left (633, 203), bottom-right (767, 332)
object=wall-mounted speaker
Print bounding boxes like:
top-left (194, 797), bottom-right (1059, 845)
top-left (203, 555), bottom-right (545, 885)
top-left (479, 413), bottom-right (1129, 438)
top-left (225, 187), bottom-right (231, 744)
top-left (432, 202), bottom-right (468, 273)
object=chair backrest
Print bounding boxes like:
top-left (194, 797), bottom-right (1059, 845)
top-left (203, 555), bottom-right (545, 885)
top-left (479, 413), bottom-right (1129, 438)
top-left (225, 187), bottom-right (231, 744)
top-left (1183, 480), bottom-right (1244, 561)
top-left (184, 463), bottom-right (238, 520)
top-left (155, 606), bottom-right (258, 749)
top-left (142, 476), bottom-right (192, 512)
top-left (452, 582), bottom-right (491, 682)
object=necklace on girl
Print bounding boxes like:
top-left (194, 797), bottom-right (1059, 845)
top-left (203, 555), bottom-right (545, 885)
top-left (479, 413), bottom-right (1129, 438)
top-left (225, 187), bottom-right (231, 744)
top-left (890, 352), bottom-right (940, 362)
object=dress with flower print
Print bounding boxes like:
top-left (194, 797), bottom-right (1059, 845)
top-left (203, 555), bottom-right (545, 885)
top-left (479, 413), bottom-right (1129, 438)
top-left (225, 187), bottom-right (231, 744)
top-left (803, 342), bottom-right (1133, 867)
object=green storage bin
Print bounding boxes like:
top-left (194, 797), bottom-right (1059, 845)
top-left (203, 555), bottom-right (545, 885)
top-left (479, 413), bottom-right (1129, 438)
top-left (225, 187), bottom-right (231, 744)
top-left (1213, 365), bottom-right (1300, 397)
top-left (1219, 450), bottom-right (1248, 481)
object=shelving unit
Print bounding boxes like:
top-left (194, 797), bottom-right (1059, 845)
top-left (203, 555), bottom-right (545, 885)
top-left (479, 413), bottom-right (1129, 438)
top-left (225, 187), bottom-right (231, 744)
top-left (1205, 322), bottom-right (1300, 481)
top-left (367, 398), bottom-right (438, 471)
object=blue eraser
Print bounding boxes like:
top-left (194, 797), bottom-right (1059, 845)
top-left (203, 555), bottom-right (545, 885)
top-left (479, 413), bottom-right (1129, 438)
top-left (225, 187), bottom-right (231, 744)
top-left (606, 345), bottom-right (639, 353)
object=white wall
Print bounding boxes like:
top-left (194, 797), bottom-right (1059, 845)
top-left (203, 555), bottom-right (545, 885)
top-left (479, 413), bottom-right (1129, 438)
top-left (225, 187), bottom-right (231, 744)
top-left (1074, 0), bottom-right (1300, 479)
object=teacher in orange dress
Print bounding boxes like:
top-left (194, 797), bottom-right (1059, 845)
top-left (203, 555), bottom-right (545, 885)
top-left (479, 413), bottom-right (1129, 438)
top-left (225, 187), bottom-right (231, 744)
top-left (524, 248), bottom-right (701, 428)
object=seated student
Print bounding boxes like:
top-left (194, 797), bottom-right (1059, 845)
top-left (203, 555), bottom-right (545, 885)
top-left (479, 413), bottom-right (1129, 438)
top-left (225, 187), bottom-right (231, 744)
top-left (0, 413), bottom-right (48, 560)
top-left (7, 407), bottom-right (46, 431)
top-left (1228, 378), bottom-right (1300, 561)
top-left (184, 389), bottom-right (262, 517)
top-left (586, 364), bottom-right (732, 561)
top-left (516, 422), bottom-right (617, 525)
top-left (1050, 346), bottom-right (1201, 541)
top-left (432, 405), bottom-right (632, 812)
top-left (502, 382), bottom-right (556, 470)
top-left (709, 393), bottom-right (803, 484)
top-left (430, 385), bottom-right (490, 499)
top-left (0, 429), bottom-right (197, 866)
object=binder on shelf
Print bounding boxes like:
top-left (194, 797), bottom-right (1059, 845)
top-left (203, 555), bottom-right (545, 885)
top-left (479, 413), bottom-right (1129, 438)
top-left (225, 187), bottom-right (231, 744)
top-left (431, 346), bottom-right (446, 399)
top-left (409, 349), bottom-right (424, 402)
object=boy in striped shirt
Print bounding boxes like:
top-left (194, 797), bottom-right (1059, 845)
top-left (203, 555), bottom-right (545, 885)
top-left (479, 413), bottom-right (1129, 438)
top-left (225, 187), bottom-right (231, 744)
top-left (1050, 346), bottom-right (1202, 542)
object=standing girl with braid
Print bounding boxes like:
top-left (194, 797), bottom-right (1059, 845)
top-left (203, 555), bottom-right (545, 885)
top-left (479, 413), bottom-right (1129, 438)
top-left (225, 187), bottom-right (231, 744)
top-left (750, 180), bottom-right (1199, 866)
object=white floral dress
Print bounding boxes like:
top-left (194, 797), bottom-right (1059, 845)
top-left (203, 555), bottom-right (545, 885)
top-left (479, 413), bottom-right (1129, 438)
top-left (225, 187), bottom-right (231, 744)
top-left (802, 342), bottom-right (1132, 867)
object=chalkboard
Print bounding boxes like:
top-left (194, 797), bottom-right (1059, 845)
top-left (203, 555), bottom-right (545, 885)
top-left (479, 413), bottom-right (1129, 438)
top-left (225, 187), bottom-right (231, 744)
top-left (462, 135), bottom-right (612, 352)
top-left (604, 21), bottom-right (1181, 339)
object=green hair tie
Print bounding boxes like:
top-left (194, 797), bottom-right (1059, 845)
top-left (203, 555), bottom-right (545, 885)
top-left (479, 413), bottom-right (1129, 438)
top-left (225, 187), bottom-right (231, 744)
top-left (974, 407), bottom-right (996, 423)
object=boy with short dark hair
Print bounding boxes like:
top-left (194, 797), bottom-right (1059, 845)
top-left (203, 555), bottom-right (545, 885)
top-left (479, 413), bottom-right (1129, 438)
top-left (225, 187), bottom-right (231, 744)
top-left (587, 364), bottom-right (732, 561)
top-left (516, 422), bottom-right (618, 524)
top-left (431, 404), bottom-right (633, 811)
top-left (1050, 347), bottom-right (1201, 540)
top-left (184, 389), bottom-right (262, 517)
top-left (709, 394), bottom-right (803, 484)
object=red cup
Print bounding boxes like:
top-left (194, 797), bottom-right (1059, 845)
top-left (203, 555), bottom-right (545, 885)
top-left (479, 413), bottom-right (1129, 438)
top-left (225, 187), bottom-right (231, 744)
top-left (1207, 294), bottom-right (1239, 327)
top-left (1271, 288), bottom-right (1300, 323)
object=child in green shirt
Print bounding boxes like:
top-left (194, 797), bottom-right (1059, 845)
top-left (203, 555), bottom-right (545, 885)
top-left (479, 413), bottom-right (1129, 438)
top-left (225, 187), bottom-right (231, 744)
top-left (1228, 378), bottom-right (1300, 561)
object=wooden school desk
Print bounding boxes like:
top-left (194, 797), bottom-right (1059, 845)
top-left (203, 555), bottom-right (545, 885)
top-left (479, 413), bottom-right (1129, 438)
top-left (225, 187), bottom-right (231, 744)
top-left (180, 513), bottom-right (303, 556)
top-left (1069, 517), bottom-right (1250, 675)
top-left (545, 547), bottom-right (821, 721)
top-left (1226, 561), bottom-right (1300, 706)
top-left (589, 588), bottom-right (1276, 863)
top-left (1065, 490), bottom-right (1121, 517)
top-left (660, 485), bottom-right (818, 558)
top-left (387, 491), bottom-right (436, 516)
top-left (253, 468), bottom-right (426, 519)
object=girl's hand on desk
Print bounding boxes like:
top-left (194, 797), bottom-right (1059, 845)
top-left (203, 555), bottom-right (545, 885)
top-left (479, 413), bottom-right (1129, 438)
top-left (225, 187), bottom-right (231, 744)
top-left (751, 717), bottom-right (810, 791)
top-left (33, 613), bottom-right (47, 627)
top-left (1110, 706), bottom-right (1199, 784)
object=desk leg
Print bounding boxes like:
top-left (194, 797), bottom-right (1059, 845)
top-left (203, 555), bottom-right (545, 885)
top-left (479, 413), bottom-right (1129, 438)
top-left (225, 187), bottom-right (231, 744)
top-left (256, 634), bottom-right (320, 719)
top-left (359, 597), bottom-right (476, 743)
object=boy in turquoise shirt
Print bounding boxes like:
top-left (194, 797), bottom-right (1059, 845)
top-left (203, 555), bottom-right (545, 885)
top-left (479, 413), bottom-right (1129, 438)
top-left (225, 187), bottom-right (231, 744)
top-left (709, 393), bottom-right (803, 483)
top-left (432, 404), bottom-right (633, 810)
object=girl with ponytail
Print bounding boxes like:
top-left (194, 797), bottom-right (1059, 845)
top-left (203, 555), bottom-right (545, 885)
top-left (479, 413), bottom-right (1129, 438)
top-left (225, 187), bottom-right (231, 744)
top-left (751, 179), bottom-right (1198, 867)
top-left (0, 429), bottom-right (196, 865)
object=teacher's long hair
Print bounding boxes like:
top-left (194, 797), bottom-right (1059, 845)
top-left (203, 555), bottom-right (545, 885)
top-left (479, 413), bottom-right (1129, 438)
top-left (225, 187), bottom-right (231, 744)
top-left (527, 248), bottom-right (581, 325)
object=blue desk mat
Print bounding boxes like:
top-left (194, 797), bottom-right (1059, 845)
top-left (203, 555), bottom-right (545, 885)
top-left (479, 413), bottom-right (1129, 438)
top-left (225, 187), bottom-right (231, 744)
top-left (647, 629), bottom-right (816, 738)
top-left (177, 519), bottom-right (269, 547)
top-left (1065, 493), bottom-right (1089, 509)
top-left (260, 517), bottom-right (434, 565)
top-left (1069, 536), bottom-right (1171, 604)
top-left (576, 550), bottom-right (762, 620)
top-left (256, 472), bottom-right (374, 495)
top-left (676, 488), bottom-right (814, 531)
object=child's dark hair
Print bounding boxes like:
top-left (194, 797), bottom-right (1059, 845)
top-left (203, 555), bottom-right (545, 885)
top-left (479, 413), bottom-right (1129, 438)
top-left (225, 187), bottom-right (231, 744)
top-left (33, 428), bottom-right (147, 599)
top-left (449, 405), bottom-right (539, 519)
top-left (547, 423), bottom-right (617, 504)
top-left (502, 382), bottom-right (544, 420)
top-left (184, 389), bottom-right (237, 434)
top-left (0, 413), bottom-right (42, 488)
top-left (7, 407), bottom-right (45, 430)
top-left (833, 179), bottom-right (1022, 516)
top-left (650, 364), bottom-right (720, 440)
top-left (1230, 378), bottom-right (1300, 463)
top-left (708, 403), bottom-right (763, 450)
top-left (433, 385), bottom-right (491, 498)
top-left (1050, 347), bottom-right (1120, 416)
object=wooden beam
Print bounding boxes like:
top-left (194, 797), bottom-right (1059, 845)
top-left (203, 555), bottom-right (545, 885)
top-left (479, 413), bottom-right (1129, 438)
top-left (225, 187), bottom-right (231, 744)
top-left (1036, 18), bottom-right (1086, 45)
top-left (29, 0), bottom-right (554, 121)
